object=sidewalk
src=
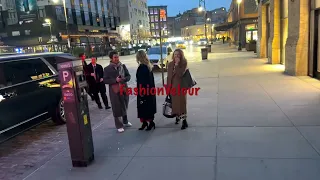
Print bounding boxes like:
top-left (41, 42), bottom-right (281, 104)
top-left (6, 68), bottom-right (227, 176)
top-left (24, 44), bottom-right (320, 180)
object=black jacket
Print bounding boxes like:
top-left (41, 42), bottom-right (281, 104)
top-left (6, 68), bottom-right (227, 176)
top-left (136, 64), bottom-right (157, 119)
top-left (87, 63), bottom-right (104, 84)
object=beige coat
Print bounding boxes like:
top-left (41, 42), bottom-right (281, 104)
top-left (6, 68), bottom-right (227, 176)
top-left (166, 60), bottom-right (187, 115)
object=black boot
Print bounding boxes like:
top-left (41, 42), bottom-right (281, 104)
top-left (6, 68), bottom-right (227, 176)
top-left (146, 121), bottom-right (155, 131)
top-left (139, 122), bottom-right (148, 130)
top-left (98, 104), bottom-right (103, 109)
top-left (175, 117), bottom-right (180, 124)
top-left (181, 120), bottom-right (188, 130)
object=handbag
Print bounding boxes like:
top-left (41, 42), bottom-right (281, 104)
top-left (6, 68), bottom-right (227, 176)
top-left (181, 69), bottom-right (197, 89)
top-left (162, 95), bottom-right (176, 118)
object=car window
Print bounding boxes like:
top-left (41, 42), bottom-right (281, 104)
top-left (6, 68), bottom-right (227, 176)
top-left (43, 56), bottom-right (58, 70)
top-left (0, 58), bottom-right (55, 87)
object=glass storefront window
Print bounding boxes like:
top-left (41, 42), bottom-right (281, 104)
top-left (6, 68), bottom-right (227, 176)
top-left (246, 31), bottom-right (252, 42)
top-left (252, 30), bottom-right (258, 40)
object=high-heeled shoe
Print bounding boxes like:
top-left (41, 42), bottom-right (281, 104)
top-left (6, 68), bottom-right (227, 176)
top-left (139, 122), bottom-right (148, 130)
top-left (146, 121), bottom-right (155, 131)
top-left (181, 120), bottom-right (188, 130)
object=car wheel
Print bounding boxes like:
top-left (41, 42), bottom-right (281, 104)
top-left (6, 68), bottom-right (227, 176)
top-left (51, 98), bottom-right (66, 125)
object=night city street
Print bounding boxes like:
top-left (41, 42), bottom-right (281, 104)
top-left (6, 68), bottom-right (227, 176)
top-left (1, 0), bottom-right (320, 179)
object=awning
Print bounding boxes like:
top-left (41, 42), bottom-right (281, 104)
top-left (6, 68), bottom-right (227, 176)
top-left (214, 21), bottom-right (237, 31)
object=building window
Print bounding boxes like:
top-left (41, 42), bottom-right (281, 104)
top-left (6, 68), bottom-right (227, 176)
top-left (155, 24), bottom-right (159, 29)
top-left (12, 31), bottom-right (20, 36)
top-left (155, 16), bottom-right (158, 22)
top-left (150, 16), bottom-right (154, 22)
top-left (131, 12), bottom-right (132, 18)
top-left (25, 30), bottom-right (31, 35)
top-left (151, 23), bottom-right (154, 29)
top-left (129, 1), bottom-right (131, 6)
top-left (154, 8), bottom-right (158, 14)
top-left (150, 8), bottom-right (154, 14)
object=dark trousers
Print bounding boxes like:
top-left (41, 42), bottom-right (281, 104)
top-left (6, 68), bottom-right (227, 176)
top-left (91, 82), bottom-right (109, 107)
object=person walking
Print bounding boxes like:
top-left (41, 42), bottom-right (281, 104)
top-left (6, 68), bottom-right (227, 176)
top-left (166, 49), bottom-right (188, 130)
top-left (79, 53), bottom-right (95, 101)
top-left (136, 50), bottom-right (157, 131)
top-left (104, 51), bottom-right (132, 133)
top-left (87, 57), bottom-right (111, 109)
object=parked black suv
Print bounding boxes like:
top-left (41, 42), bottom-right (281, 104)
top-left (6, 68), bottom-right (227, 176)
top-left (0, 52), bottom-right (76, 141)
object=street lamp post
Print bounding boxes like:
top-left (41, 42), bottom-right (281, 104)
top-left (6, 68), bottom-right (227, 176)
top-left (198, 0), bottom-right (208, 43)
top-left (53, 0), bottom-right (70, 48)
top-left (211, 24), bottom-right (215, 44)
top-left (237, 0), bottom-right (242, 51)
top-left (138, 24), bottom-right (143, 44)
top-left (207, 18), bottom-right (213, 44)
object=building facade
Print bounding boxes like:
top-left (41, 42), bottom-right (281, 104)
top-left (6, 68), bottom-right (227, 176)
top-left (0, 0), bottom-right (121, 53)
top-left (257, 0), bottom-right (320, 79)
top-left (179, 8), bottom-right (206, 28)
top-left (215, 0), bottom-right (258, 47)
top-left (174, 15), bottom-right (182, 36)
top-left (148, 5), bottom-right (168, 41)
top-left (209, 7), bottom-right (228, 24)
top-left (118, 0), bottom-right (149, 43)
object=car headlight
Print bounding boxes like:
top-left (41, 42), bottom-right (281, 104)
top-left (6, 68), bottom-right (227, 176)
top-left (198, 42), bottom-right (201, 45)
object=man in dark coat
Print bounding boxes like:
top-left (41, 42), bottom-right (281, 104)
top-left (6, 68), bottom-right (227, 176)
top-left (87, 57), bottom-right (111, 109)
top-left (80, 53), bottom-right (95, 101)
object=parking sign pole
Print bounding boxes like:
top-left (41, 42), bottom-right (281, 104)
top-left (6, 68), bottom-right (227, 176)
top-left (160, 9), bottom-right (165, 86)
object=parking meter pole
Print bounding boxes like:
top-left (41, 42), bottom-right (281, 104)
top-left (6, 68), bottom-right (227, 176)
top-left (159, 16), bottom-right (164, 86)
top-left (58, 59), bottom-right (94, 167)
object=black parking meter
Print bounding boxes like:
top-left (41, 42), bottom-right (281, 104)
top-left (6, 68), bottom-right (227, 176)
top-left (58, 58), bottom-right (94, 167)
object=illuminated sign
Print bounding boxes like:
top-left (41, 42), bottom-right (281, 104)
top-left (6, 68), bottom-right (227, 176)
top-left (160, 9), bottom-right (166, 18)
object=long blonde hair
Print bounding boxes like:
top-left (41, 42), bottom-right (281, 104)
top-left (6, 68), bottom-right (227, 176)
top-left (172, 49), bottom-right (187, 66)
top-left (136, 50), bottom-right (152, 71)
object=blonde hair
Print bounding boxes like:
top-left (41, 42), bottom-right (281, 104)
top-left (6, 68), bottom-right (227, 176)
top-left (172, 49), bottom-right (187, 65)
top-left (136, 50), bottom-right (153, 71)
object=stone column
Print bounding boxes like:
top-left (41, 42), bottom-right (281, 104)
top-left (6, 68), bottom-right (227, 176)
top-left (285, 0), bottom-right (309, 76)
top-left (258, 3), bottom-right (267, 58)
top-left (268, 0), bottom-right (281, 64)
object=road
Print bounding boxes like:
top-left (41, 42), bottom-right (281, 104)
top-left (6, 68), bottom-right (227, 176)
top-left (0, 44), bottom-right (205, 180)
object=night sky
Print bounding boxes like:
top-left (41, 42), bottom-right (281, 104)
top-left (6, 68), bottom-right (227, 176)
top-left (148, 0), bottom-right (232, 16)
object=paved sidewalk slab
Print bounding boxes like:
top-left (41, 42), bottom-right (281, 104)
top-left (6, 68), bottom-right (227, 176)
top-left (24, 44), bottom-right (320, 180)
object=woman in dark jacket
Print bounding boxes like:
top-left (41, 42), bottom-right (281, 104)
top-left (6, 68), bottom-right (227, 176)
top-left (136, 50), bottom-right (157, 131)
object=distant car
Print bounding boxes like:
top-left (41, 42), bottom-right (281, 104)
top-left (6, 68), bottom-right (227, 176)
top-left (176, 41), bottom-right (187, 49)
top-left (198, 38), bottom-right (208, 46)
top-left (147, 46), bottom-right (173, 71)
top-left (0, 52), bottom-right (75, 141)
